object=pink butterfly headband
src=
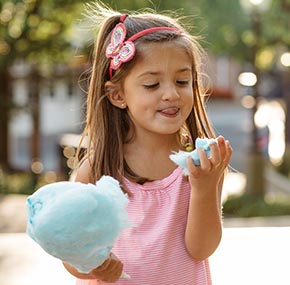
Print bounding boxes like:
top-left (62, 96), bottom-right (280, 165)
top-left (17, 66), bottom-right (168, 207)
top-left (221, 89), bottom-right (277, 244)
top-left (105, 14), bottom-right (180, 79)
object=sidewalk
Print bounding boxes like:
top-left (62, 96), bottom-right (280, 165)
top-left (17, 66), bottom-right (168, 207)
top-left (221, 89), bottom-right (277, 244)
top-left (0, 195), bottom-right (75, 285)
top-left (0, 194), bottom-right (27, 233)
top-left (2, 227), bottom-right (290, 285)
top-left (1, 195), bottom-right (290, 285)
top-left (211, 226), bottom-right (290, 285)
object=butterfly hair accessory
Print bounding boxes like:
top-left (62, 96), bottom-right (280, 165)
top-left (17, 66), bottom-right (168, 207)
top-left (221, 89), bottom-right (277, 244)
top-left (105, 14), bottom-right (180, 79)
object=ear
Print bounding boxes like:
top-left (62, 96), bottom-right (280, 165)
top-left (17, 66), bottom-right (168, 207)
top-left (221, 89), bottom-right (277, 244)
top-left (105, 81), bottom-right (127, 109)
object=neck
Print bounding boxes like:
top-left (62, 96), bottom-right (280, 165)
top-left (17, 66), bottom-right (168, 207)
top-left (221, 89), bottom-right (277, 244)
top-left (123, 132), bottom-right (182, 181)
top-left (127, 132), bottom-right (180, 153)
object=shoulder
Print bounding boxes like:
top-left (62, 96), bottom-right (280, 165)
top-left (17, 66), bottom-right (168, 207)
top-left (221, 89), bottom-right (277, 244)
top-left (73, 159), bottom-right (93, 184)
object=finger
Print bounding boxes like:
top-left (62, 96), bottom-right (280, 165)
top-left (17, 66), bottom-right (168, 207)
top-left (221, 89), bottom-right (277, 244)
top-left (106, 253), bottom-right (123, 273)
top-left (216, 136), bottom-right (227, 159)
top-left (224, 140), bottom-right (233, 165)
top-left (92, 254), bottom-right (123, 282)
top-left (186, 156), bottom-right (198, 174)
top-left (97, 257), bottom-right (111, 271)
top-left (197, 147), bottom-right (211, 171)
top-left (209, 140), bottom-right (221, 165)
top-left (96, 253), bottom-right (120, 273)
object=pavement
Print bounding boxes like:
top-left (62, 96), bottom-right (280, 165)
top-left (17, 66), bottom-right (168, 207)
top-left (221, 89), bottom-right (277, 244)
top-left (1, 194), bottom-right (290, 285)
top-left (0, 194), bottom-right (76, 285)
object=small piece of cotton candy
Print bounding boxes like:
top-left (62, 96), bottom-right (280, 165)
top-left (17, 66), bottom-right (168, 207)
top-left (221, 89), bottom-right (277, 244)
top-left (169, 137), bottom-right (216, 175)
top-left (26, 176), bottom-right (131, 274)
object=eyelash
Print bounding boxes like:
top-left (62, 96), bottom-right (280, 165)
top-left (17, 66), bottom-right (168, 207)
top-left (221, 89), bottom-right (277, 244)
top-left (143, 83), bottom-right (159, 89)
top-left (143, 81), bottom-right (189, 89)
top-left (176, 81), bottom-right (189, 85)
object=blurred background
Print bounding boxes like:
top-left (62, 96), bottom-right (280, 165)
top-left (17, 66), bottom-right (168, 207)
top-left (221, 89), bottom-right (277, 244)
top-left (1, 0), bottom-right (290, 214)
top-left (0, 0), bottom-right (290, 284)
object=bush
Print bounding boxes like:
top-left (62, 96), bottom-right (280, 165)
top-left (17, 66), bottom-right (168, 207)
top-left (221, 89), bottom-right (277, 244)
top-left (223, 193), bottom-right (290, 217)
top-left (0, 169), bottom-right (58, 195)
top-left (275, 145), bottom-right (290, 178)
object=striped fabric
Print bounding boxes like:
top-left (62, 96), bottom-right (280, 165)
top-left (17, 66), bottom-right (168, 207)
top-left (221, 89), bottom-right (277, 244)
top-left (76, 166), bottom-right (212, 285)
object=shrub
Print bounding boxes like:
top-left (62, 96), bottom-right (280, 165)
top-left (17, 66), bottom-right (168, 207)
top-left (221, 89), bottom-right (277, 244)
top-left (0, 169), bottom-right (58, 195)
top-left (0, 170), bottom-right (35, 195)
top-left (223, 193), bottom-right (290, 217)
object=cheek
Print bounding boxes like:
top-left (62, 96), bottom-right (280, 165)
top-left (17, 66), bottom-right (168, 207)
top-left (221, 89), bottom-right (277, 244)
top-left (183, 91), bottom-right (194, 116)
top-left (130, 95), bottom-right (156, 111)
top-left (127, 99), bottom-right (152, 119)
top-left (183, 105), bottom-right (193, 119)
top-left (184, 89), bottom-right (194, 106)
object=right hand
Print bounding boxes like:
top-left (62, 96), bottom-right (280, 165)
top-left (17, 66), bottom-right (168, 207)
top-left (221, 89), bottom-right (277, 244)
top-left (89, 253), bottom-right (124, 282)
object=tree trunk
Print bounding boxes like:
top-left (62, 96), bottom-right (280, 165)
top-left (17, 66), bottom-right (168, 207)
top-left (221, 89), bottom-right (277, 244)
top-left (245, 10), bottom-right (265, 197)
top-left (29, 67), bottom-right (40, 163)
top-left (0, 67), bottom-right (11, 170)
top-left (283, 70), bottom-right (290, 145)
top-left (29, 66), bottom-right (41, 187)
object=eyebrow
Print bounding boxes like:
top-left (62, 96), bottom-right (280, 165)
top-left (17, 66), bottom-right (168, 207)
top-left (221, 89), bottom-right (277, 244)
top-left (137, 67), bottom-right (192, 79)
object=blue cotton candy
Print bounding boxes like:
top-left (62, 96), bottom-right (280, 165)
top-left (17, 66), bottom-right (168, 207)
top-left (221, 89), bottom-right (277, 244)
top-left (169, 137), bottom-right (216, 174)
top-left (26, 176), bottom-right (130, 273)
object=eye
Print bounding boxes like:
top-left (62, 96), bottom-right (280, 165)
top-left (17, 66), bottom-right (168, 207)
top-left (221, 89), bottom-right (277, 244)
top-left (143, 83), bottom-right (159, 89)
top-left (176, 80), bottom-right (190, 86)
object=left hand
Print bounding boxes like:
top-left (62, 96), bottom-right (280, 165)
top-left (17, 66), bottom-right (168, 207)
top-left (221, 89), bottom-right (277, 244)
top-left (186, 135), bottom-right (232, 194)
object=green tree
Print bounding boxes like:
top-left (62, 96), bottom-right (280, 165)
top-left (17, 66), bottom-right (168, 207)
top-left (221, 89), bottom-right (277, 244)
top-left (191, 0), bottom-right (290, 67)
top-left (104, 0), bottom-right (194, 12)
top-left (0, 0), bottom-right (85, 170)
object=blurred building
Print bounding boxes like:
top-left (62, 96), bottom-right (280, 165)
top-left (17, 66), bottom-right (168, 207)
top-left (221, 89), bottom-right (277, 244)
top-left (8, 62), bottom-right (85, 172)
top-left (8, 55), bottom-right (241, 175)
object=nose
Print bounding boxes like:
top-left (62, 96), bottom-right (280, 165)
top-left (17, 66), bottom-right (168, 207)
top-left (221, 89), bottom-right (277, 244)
top-left (161, 83), bottom-right (180, 101)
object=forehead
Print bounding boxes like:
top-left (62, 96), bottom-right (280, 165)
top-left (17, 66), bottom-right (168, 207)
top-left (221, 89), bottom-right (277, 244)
top-left (131, 41), bottom-right (193, 75)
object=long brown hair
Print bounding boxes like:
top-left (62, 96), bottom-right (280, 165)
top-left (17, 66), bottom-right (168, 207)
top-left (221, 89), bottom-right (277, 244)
top-left (76, 3), bottom-right (215, 185)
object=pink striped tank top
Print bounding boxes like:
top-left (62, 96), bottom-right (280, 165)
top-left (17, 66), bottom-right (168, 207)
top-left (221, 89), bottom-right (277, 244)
top-left (76, 166), bottom-right (212, 285)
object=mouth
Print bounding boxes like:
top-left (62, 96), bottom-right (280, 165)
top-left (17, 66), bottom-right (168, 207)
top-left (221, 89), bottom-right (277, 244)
top-left (158, 107), bottom-right (180, 117)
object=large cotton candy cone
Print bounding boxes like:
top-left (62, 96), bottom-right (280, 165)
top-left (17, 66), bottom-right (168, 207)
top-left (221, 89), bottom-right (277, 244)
top-left (26, 176), bottom-right (130, 274)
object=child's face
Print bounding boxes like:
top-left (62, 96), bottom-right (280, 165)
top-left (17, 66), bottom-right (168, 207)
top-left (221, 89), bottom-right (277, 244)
top-left (121, 41), bottom-right (194, 137)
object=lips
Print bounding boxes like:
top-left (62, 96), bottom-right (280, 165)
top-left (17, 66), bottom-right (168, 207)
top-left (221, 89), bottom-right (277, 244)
top-left (158, 107), bottom-right (180, 117)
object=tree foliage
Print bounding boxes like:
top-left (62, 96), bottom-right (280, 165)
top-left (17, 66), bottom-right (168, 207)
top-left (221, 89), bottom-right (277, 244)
top-left (0, 0), bottom-right (85, 68)
top-left (100, 0), bottom-right (289, 69)
top-left (0, 0), bottom-right (87, 170)
top-left (191, 0), bottom-right (290, 69)
top-left (1, 0), bottom-right (288, 68)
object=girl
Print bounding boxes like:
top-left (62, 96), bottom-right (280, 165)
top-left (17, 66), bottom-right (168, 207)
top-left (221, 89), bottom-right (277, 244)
top-left (64, 3), bottom-right (232, 285)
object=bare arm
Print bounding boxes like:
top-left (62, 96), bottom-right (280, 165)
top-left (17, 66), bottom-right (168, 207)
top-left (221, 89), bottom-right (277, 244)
top-left (62, 159), bottom-right (124, 282)
top-left (185, 136), bottom-right (232, 260)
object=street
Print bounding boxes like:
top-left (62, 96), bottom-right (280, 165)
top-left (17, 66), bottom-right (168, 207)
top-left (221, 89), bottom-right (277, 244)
top-left (1, 224), bottom-right (290, 285)
top-left (207, 99), bottom-right (252, 174)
